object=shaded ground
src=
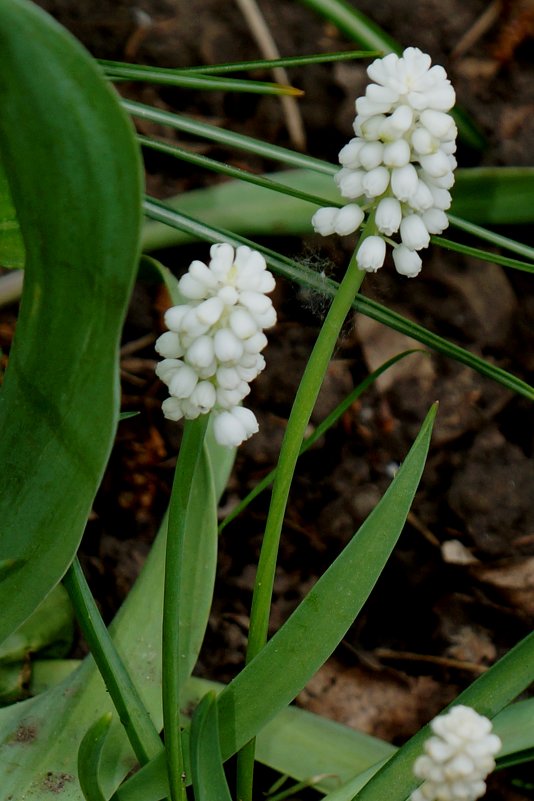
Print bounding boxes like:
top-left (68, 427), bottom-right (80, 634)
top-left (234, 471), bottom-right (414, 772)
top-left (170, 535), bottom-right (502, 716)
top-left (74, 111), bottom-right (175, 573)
top-left (4, 0), bottom-right (534, 797)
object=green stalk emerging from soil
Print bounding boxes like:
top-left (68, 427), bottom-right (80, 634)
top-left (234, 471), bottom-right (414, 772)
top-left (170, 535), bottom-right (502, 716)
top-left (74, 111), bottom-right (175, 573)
top-left (236, 240), bottom-right (367, 801)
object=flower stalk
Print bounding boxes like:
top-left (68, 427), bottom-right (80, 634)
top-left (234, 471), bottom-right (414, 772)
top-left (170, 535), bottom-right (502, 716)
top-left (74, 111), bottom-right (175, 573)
top-left (237, 241), bottom-right (367, 801)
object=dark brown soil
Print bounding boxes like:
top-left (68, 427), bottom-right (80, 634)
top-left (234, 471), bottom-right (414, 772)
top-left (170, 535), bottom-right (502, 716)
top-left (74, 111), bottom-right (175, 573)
top-left (5, 1), bottom-right (534, 798)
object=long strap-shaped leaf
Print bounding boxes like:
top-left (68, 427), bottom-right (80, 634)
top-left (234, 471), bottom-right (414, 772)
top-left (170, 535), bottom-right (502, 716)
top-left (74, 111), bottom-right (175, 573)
top-left (0, 0), bottom-right (142, 644)
top-left (216, 405), bottom-right (437, 756)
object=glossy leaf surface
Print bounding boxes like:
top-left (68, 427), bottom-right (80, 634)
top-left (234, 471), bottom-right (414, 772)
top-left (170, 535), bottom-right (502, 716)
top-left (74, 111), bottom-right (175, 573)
top-left (0, 0), bottom-right (142, 645)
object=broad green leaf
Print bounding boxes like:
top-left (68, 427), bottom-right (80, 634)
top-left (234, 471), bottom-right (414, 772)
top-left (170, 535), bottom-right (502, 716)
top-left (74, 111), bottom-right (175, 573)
top-left (112, 679), bottom-right (534, 801)
top-left (0, 585), bottom-right (73, 703)
top-left (0, 429), bottom-right (221, 800)
top-left (493, 699), bottom-right (534, 768)
top-left (216, 405), bottom-right (437, 757)
top-left (0, 156), bottom-right (24, 269)
top-left (190, 692), bottom-right (232, 801)
top-left (143, 198), bottom-right (534, 402)
top-left (0, 0), bottom-right (142, 644)
top-left (78, 714), bottom-right (113, 801)
top-left (0, 584), bottom-right (73, 664)
top-left (450, 167), bottom-right (534, 224)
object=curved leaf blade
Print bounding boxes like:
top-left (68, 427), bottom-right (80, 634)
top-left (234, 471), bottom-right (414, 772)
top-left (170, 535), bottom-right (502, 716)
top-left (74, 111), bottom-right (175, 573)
top-left (0, 0), bottom-right (142, 643)
top-left (190, 692), bottom-right (232, 801)
top-left (78, 714), bottom-right (113, 801)
top-left (216, 405), bottom-right (437, 757)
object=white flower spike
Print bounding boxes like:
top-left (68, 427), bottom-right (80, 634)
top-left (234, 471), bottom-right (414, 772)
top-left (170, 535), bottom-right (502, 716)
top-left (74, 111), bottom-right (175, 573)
top-left (411, 706), bottom-right (501, 801)
top-left (312, 47), bottom-right (457, 277)
top-left (155, 244), bottom-right (277, 447)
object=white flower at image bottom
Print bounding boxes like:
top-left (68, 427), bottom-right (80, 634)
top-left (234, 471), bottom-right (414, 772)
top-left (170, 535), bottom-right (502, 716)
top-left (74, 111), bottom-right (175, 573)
top-left (155, 243), bottom-right (277, 448)
top-left (411, 706), bottom-right (501, 801)
top-left (311, 46), bottom-right (458, 277)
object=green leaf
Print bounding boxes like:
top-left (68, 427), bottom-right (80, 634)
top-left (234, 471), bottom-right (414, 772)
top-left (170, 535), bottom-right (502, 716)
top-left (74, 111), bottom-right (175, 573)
top-left (78, 714), bottom-right (113, 801)
top-left (126, 101), bottom-right (335, 179)
top-left (450, 167), bottom-right (534, 224)
top-left (0, 584), bottom-right (73, 669)
top-left (216, 405), bottom-right (437, 757)
top-left (0, 156), bottom-right (24, 269)
top-left (101, 61), bottom-right (303, 96)
top-left (431, 236), bottom-right (534, 274)
top-left (190, 692), bottom-right (233, 801)
top-left (112, 682), bottom-right (534, 801)
top-left (63, 559), bottom-right (163, 765)
top-left (182, 49), bottom-right (380, 73)
top-left (0, 426), bottom-right (223, 800)
top-left (0, 0), bottom-right (142, 644)
top-left (494, 699), bottom-right (534, 769)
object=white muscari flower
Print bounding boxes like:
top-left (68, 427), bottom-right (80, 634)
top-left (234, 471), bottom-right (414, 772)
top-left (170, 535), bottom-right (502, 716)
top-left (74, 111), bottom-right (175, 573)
top-left (411, 706), bottom-right (501, 801)
top-left (155, 244), bottom-right (276, 447)
top-left (376, 197), bottom-right (402, 235)
top-left (356, 236), bottom-right (386, 272)
top-left (312, 46), bottom-right (457, 277)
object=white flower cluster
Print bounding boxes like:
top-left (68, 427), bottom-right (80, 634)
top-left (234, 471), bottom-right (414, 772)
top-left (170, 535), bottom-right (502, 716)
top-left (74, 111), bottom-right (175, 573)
top-left (312, 47), bottom-right (457, 277)
top-left (411, 706), bottom-right (501, 801)
top-left (155, 244), bottom-right (276, 447)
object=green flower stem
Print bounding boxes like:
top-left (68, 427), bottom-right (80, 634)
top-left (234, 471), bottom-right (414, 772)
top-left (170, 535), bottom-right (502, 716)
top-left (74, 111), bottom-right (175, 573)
top-left (219, 350), bottom-right (420, 533)
top-left (162, 415), bottom-right (210, 801)
top-left (63, 558), bottom-right (163, 766)
top-left (236, 243), bottom-right (366, 801)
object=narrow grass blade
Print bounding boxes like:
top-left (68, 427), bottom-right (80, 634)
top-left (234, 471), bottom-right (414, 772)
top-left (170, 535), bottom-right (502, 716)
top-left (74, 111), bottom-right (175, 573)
top-left (190, 692), bottom-right (233, 801)
top-left (125, 101), bottom-right (336, 176)
top-left (78, 714), bottom-right (113, 801)
top-left (0, 0), bottom-right (142, 645)
top-left (63, 559), bottom-right (163, 765)
top-left (432, 236), bottom-right (534, 273)
top-left (298, 0), bottom-right (399, 53)
top-left (449, 213), bottom-right (534, 261)
top-left (216, 405), bottom-right (437, 757)
top-left (139, 135), bottom-right (341, 208)
top-left (184, 49), bottom-right (380, 73)
top-left (101, 61), bottom-right (302, 95)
